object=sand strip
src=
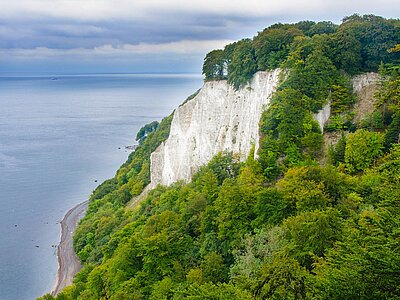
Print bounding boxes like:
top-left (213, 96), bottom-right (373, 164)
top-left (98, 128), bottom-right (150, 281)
top-left (51, 201), bottom-right (88, 296)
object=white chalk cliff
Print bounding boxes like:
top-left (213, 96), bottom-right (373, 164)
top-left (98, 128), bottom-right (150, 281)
top-left (144, 70), bottom-right (378, 189)
top-left (149, 69), bottom-right (280, 187)
top-left (313, 102), bottom-right (331, 132)
top-left (352, 72), bottom-right (379, 94)
top-left (312, 72), bottom-right (379, 132)
top-left (351, 72), bottom-right (380, 124)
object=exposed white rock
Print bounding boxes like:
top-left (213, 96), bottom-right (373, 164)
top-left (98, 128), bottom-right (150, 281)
top-left (149, 69), bottom-right (280, 187)
top-left (352, 72), bottom-right (379, 93)
top-left (313, 102), bottom-right (331, 132)
top-left (352, 72), bottom-right (379, 124)
top-left (312, 72), bottom-right (379, 132)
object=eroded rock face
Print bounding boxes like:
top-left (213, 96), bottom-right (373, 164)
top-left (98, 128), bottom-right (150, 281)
top-left (146, 71), bottom-right (379, 189)
top-left (352, 72), bottom-right (379, 94)
top-left (149, 69), bottom-right (280, 187)
top-left (313, 72), bottom-right (379, 132)
top-left (352, 72), bottom-right (379, 124)
top-left (313, 102), bottom-right (331, 132)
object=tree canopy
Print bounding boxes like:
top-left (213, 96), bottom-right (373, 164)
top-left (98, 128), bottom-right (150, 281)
top-left (201, 14), bottom-right (399, 87)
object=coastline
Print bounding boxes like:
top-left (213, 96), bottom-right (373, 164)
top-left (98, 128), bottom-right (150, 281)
top-left (51, 201), bottom-right (88, 296)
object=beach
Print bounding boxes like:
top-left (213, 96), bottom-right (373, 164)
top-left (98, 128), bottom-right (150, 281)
top-left (51, 201), bottom-right (88, 296)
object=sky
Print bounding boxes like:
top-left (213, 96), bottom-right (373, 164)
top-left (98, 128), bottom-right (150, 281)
top-left (0, 0), bottom-right (399, 74)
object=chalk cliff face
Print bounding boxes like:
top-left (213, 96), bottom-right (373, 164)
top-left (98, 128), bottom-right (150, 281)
top-left (352, 72), bottom-right (379, 124)
top-left (313, 102), bottom-right (331, 132)
top-left (147, 71), bottom-right (378, 189)
top-left (312, 72), bottom-right (379, 132)
top-left (352, 72), bottom-right (379, 94)
top-left (149, 69), bottom-right (280, 187)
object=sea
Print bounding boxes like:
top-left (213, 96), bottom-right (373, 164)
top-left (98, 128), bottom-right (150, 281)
top-left (0, 73), bottom-right (202, 300)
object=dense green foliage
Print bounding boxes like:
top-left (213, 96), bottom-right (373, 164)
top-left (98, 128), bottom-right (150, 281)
top-left (202, 14), bottom-right (399, 89)
top-left (40, 14), bottom-right (400, 300)
top-left (202, 50), bottom-right (225, 81)
top-left (136, 121), bottom-right (159, 144)
top-left (227, 39), bottom-right (258, 90)
top-left (253, 25), bottom-right (303, 71)
top-left (72, 114), bottom-right (173, 265)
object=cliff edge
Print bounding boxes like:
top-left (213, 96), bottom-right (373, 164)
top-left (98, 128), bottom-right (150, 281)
top-left (148, 69), bottom-right (280, 188)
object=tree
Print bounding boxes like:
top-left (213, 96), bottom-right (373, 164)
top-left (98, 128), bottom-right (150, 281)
top-left (230, 227), bottom-right (287, 292)
top-left (183, 282), bottom-right (253, 299)
top-left (283, 208), bottom-right (342, 269)
top-left (333, 14), bottom-right (400, 73)
top-left (253, 188), bottom-right (288, 226)
top-left (202, 49), bottom-right (225, 81)
top-left (314, 204), bottom-right (400, 299)
top-left (207, 151), bottom-right (241, 185)
top-left (255, 256), bottom-right (309, 299)
top-left (227, 39), bottom-right (257, 90)
top-left (253, 27), bottom-right (303, 70)
top-left (358, 15), bottom-right (400, 71)
top-left (328, 133), bottom-right (346, 166)
top-left (301, 50), bottom-right (337, 107)
top-left (385, 115), bottom-right (400, 149)
top-left (293, 20), bottom-right (316, 36)
top-left (345, 129), bottom-right (384, 173)
top-left (36, 295), bottom-right (55, 300)
top-left (308, 21), bottom-right (338, 36)
top-left (389, 44), bottom-right (400, 53)
top-left (136, 121), bottom-right (159, 143)
top-left (332, 29), bottom-right (362, 74)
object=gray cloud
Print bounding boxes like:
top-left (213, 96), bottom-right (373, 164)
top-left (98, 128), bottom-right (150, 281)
top-left (0, 0), bottom-right (399, 73)
top-left (3, 0), bottom-right (398, 21)
top-left (0, 40), bottom-right (234, 58)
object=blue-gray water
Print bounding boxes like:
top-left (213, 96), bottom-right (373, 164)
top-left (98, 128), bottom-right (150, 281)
top-left (0, 73), bottom-right (202, 300)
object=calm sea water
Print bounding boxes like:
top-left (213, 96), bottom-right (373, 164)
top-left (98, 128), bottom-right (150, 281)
top-left (0, 73), bottom-right (202, 300)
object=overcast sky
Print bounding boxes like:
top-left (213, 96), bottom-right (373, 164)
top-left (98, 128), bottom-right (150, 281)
top-left (0, 0), bottom-right (399, 74)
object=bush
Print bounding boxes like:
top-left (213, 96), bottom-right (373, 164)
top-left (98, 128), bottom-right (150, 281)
top-left (345, 129), bottom-right (384, 173)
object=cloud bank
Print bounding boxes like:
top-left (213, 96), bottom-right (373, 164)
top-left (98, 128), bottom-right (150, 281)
top-left (0, 40), bottom-right (234, 58)
top-left (0, 0), bottom-right (399, 73)
top-left (2, 0), bottom-right (399, 21)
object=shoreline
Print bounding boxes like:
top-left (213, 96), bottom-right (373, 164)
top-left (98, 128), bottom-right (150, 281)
top-left (51, 200), bottom-right (88, 296)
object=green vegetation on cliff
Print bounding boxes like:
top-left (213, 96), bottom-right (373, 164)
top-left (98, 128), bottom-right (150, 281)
top-left (73, 113), bottom-right (173, 265)
top-left (202, 14), bottom-right (399, 89)
top-left (39, 14), bottom-right (400, 300)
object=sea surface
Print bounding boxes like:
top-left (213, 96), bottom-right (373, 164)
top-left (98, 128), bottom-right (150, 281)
top-left (0, 73), bottom-right (202, 300)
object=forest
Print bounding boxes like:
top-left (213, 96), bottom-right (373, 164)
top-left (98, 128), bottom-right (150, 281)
top-left (39, 14), bottom-right (400, 299)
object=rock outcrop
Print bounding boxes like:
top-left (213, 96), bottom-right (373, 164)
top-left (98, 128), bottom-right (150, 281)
top-left (313, 102), bottom-right (331, 132)
top-left (352, 72), bottom-right (379, 94)
top-left (313, 72), bottom-right (379, 132)
top-left (352, 72), bottom-right (380, 124)
top-left (146, 71), bottom-right (378, 189)
top-left (149, 69), bottom-right (280, 187)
